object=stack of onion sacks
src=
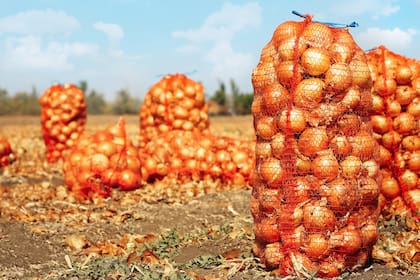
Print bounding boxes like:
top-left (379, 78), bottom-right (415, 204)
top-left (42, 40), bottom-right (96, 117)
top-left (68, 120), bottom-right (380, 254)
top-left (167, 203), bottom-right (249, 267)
top-left (367, 46), bottom-right (420, 218)
top-left (63, 118), bottom-right (142, 200)
top-left (251, 15), bottom-right (381, 277)
top-left (139, 73), bottom-right (210, 148)
top-left (139, 130), bottom-right (254, 187)
top-left (39, 83), bottom-right (87, 163)
top-left (0, 135), bottom-right (16, 167)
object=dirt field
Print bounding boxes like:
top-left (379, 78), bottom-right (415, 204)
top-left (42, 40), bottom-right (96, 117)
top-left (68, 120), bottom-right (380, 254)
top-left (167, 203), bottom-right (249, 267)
top-left (0, 115), bottom-right (419, 279)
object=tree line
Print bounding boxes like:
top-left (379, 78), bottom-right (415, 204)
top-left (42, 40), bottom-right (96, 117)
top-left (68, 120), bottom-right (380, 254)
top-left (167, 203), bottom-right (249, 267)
top-left (0, 79), bottom-right (253, 115)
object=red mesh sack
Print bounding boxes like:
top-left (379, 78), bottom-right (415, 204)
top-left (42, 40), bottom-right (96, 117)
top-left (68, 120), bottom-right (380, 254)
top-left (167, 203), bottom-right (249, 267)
top-left (251, 14), bottom-right (380, 277)
top-left (139, 130), bottom-right (254, 186)
top-left (39, 83), bottom-right (87, 163)
top-left (139, 73), bottom-right (210, 147)
top-left (367, 46), bottom-right (420, 218)
top-left (0, 135), bottom-right (17, 167)
top-left (63, 118), bottom-right (142, 200)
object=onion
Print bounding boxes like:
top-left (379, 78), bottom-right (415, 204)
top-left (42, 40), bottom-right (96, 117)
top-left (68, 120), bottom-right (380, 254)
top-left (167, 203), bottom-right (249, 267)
top-left (277, 108), bottom-right (306, 133)
top-left (407, 97), bottom-right (420, 118)
top-left (320, 178), bottom-right (357, 212)
top-left (258, 188), bottom-right (281, 213)
top-left (264, 242), bottom-right (284, 269)
top-left (360, 221), bottom-right (378, 247)
top-left (281, 225), bottom-right (306, 249)
top-left (381, 130), bottom-right (402, 150)
top-left (329, 42), bottom-right (352, 63)
top-left (349, 59), bottom-right (372, 88)
top-left (386, 99), bottom-right (402, 117)
top-left (301, 47), bottom-right (331, 76)
top-left (118, 169), bottom-right (140, 191)
top-left (296, 156), bottom-right (312, 175)
top-left (311, 153), bottom-right (339, 181)
top-left (251, 94), bottom-right (263, 115)
top-left (371, 95), bottom-right (385, 114)
top-left (359, 177), bottom-right (379, 203)
top-left (330, 225), bottom-right (362, 254)
top-left (362, 159), bottom-right (380, 178)
top-left (337, 114), bottom-right (361, 136)
top-left (340, 155), bottom-right (362, 178)
top-left (341, 87), bottom-right (361, 110)
top-left (395, 86), bottom-right (416, 105)
top-left (349, 132), bottom-right (376, 160)
top-left (254, 216), bottom-right (280, 243)
top-left (330, 135), bottom-right (352, 156)
top-left (270, 133), bottom-right (286, 158)
top-left (276, 60), bottom-right (303, 86)
top-left (303, 233), bottom-right (329, 259)
top-left (298, 127), bottom-right (329, 157)
top-left (262, 83), bottom-right (288, 114)
top-left (380, 177), bottom-right (400, 199)
top-left (303, 201), bottom-right (336, 232)
top-left (371, 115), bottom-right (390, 134)
top-left (393, 112), bottom-right (417, 135)
top-left (318, 255), bottom-right (345, 278)
top-left (302, 22), bottom-right (333, 48)
top-left (272, 20), bottom-right (303, 46)
top-left (294, 78), bottom-right (325, 109)
top-left (255, 116), bottom-right (277, 140)
top-left (401, 135), bottom-right (420, 151)
top-left (259, 157), bottom-right (284, 188)
top-left (325, 63), bottom-right (352, 92)
top-left (395, 65), bottom-right (413, 85)
top-left (278, 37), bottom-right (307, 61)
top-left (399, 169), bottom-right (418, 190)
top-left (255, 141), bottom-right (272, 158)
top-left (407, 150), bottom-right (420, 171)
top-left (90, 153), bottom-right (110, 174)
top-left (374, 75), bottom-right (397, 96)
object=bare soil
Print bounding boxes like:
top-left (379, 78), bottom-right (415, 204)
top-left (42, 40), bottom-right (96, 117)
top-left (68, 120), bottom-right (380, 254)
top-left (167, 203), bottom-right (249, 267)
top-left (0, 115), bottom-right (418, 280)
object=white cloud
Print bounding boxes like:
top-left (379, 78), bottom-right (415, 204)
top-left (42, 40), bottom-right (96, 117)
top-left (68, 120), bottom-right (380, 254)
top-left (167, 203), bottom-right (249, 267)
top-left (93, 21), bottom-right (124, 42)
top-left (0, 9), bottom-right (79, 35)
top-left (172, 2), bottom-right (261, 42)
top-left (3, 35), bottom-right (98, 70)
top-left (319, 0), bottom-right (400, 19)
top-left (172, 2), bottom-right (262, 91)
top-left (356, 27), bottom-right (417, 51)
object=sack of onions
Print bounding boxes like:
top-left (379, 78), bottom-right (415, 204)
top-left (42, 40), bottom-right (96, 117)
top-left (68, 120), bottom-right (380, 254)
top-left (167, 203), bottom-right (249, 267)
top-left (138, 73), bottom-right (210, 148)
top-left (366, 46), bottom-right (420, 218)
top-left (39, 83), bottom-right (87, 163)
top-left (0, 135), bottom-right (17, 167)
top-left (251, 12), bottom-right (380, 277)
top-left (63, 117), bottom-right (142, 200)
top-left (139, 130), bottom-right (254, 187)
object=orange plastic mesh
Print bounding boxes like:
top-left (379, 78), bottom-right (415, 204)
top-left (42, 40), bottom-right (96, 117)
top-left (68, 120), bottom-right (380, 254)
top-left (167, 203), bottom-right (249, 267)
top-left (139, 73), bottom-right (210, 148)
top-left (39, 83), bottom-right (87, 163)
top-left (251, 16), bottom-right (380, 277)
top-left (139, 130), bottom-right (254, 186)
top-left (63, 118), bottom-right (142, 200)
top-left (367, 46), bottom-right (420, 218)
top-left (0, 135), bottom-right (17, 167)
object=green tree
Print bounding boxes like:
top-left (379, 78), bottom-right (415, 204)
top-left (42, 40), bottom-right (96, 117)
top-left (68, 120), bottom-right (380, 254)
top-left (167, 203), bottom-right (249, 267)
top-left (86, 90), bottom-right (106, 114)
top-left (233, 93), bottom-right (253, 115)
top-left (111, 89), bottom-right (141, 114)
top-left (0, 88), bottom-right (11, 115)
top-left (230, 79), bottom-right (240, 115)
top-left (211, 81), bottom-right (227, 106)
top-left (78, 80), bottom-right (88, 94)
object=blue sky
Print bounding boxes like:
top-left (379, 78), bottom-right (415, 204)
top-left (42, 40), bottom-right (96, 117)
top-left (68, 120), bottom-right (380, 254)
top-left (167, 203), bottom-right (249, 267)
top-left (0, 0), bottom-right (419, 101)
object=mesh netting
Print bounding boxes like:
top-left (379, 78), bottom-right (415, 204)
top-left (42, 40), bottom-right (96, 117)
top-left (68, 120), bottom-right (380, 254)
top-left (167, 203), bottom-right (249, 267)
top-left (39, 83), bottom-right (87, 163)
top-left (63, 118), bottom-right (142, 200)
top-left (0, 135), bottom-right (16, 167)
top-left (251, 16), bottom-right (380, 277)
top-left (139, 73), bottom-right (210, 148)
top-left (367, 46), bottom-right (420, 219)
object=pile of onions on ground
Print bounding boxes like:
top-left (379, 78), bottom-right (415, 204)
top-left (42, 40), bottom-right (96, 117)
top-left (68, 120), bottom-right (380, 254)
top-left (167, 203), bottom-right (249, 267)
top-left (250, 15), bottom-right (381, 278)
top-left (138, 130), bottom-right (254, 187)
top-left (138, 73), bottom-right (210, 148)
top-left (366, 46), bottom-right (420, 218)
top-left (63, 118), bottom-right (142, 200)
top-left (0, 135), bottom-right (16, 167)
top-left (39, 83), bottom-right (87, 163)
